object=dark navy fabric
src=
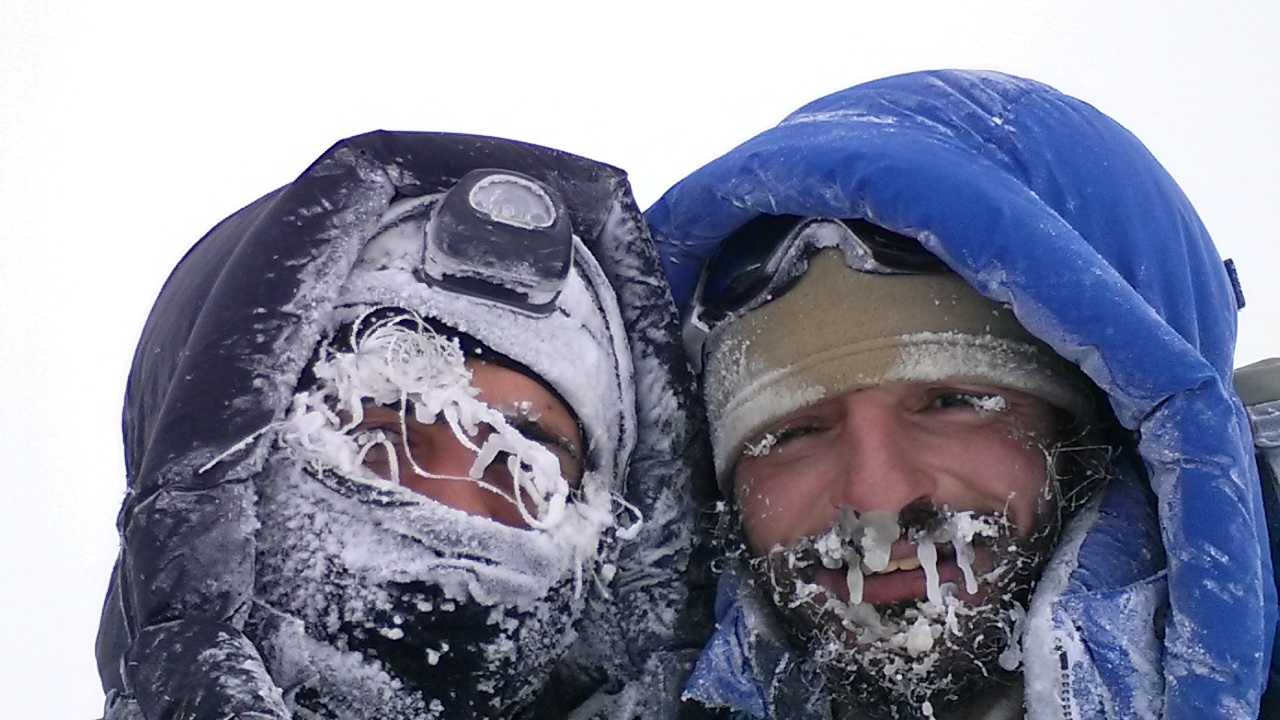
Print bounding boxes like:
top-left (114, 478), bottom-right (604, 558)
top-left (646, 70), bottom-right (1275, 718)
top-left (97, 132), bottom-right (710, 719)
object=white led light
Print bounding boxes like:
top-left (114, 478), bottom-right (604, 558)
top-left (468, 174), bottom-right (556, 229)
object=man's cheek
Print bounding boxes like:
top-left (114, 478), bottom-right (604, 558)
top-left (734, 476), bottom-right (776, 553)
top-left (745, 507), bottom-right (816, 559)
top-left (741, 514), bottom-right (777, 557)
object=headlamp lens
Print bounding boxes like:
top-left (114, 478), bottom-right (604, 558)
top-left (468, 175), bottom-right (557, 229)
top-left (423, 169), bottom-right (574, 315)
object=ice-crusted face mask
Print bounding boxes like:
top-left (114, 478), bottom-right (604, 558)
top-left (289, 309), bottom-right (589, 529)
top-left (252, 308), bottom-right (624, 718)
top-left (734, 483), bottom-right (1062, 720)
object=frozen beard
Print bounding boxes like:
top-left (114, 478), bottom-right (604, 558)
top-left (253, 314), bottom-right (621, 718)
top-left (737, 481), bottom-right (1061, 720)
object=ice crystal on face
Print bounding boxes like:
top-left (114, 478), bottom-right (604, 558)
top-left (917, 540), bottom-right (941, 605)
top-left (967, 394), bottom-right (1008, 413)
top-left (288, 310), bottom-right (575, 529)
top-left (997, 604), bottom-right (1027, 671)
top-left (743, 432), bottom-right (779, 458)
top-left (809, 510), bottom-right (900, 569)
top-left (860, 512), bottom-right (900, 572)
top-left (905, 616), bottom-right (936, 657)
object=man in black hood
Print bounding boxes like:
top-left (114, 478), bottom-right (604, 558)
top-left (96, 132), bottom-right (710, 719)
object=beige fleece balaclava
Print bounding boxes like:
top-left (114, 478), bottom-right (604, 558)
top-left (703, 248), bottom-right (1091, 485)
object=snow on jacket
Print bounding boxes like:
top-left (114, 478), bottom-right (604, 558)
top-left (644, 70), bottom-right (1276, 719)
top-left (95, 131), bottom-right (710, 719)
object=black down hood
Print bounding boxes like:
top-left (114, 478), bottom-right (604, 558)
top-left (96, 131), bottom-right (711, 719)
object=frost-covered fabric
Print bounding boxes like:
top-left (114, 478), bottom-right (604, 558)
top-left (96, 132), bottom-right (710, 719)
top-left (1236, 359), bottom-right (1280, 719)
top-left (645, 70), bottom-right (1276, 718)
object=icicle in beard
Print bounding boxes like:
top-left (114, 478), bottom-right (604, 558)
top-left (736, 465), bottom-right (1065, 720)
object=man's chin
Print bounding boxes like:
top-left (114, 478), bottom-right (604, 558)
top-left (756, 544), bottom-right (1047, 719)
top-left (784, 591), bottom-right (1024, 720)
top-left (725, 493), bottom-right (1066, 718)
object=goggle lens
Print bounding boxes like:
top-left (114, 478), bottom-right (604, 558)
top-left (686, 215), bottom-right (950, 370)
top-left (698, 215), bottom-right (808, 326)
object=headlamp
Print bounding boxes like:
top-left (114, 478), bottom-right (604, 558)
top-left (423, 169), bottom-right (573, 315)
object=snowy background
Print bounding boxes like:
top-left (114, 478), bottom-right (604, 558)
top-left (2, 1), bottom-right (1277, 717)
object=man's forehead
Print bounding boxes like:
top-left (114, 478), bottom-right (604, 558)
top-left (701, 251), bottom-right (1089, 480)
top-left (811, 379), bottom-right (1047, 405)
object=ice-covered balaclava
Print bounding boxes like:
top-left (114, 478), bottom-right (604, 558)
top-left (252, 171), bottom-right (637, 718)
top-left (703, 236), bottom-right (1098, 719)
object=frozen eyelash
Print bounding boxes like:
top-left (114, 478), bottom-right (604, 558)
top-left (962, 394), bottom-right (1007, 413)
top-left (743, 433), bottom-right (780, 457)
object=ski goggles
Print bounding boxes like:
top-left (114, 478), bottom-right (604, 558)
top-left (418, 168), bottom-right (574, 315)
top-left (683, 215), bottom-right (951, 372)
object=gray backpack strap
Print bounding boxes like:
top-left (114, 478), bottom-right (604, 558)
top-left (1238, 358), bottom-right (1280, 485)
top-left (1234, 358), bottom-right (1280, 716)
top-left (1236, 358), bottom-right (1280, 408)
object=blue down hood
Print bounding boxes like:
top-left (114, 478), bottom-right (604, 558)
top-left (646, 70), bottom-right (1275, 717)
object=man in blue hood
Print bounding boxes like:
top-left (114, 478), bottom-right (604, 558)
top-left (645, 70), bottom-right (1277, 719)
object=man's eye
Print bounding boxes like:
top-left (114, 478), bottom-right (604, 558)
top-left (506, 417), bottom-right (584, 484)
top-left (930, 392), bottom-right (1008, 413)
top-left (354, 426), bottom-right (403, 447)
top-left (774, 425), bottom-right (822, 443)
top-left (743, 424), bottom-right (821, 458)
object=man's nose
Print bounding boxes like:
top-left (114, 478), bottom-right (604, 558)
top-left (402, 424), bottom-right (528, 528)
top-left (831, 391), bottom-right (934, 514)
top-left (428, 424), bottom-right (494, 474)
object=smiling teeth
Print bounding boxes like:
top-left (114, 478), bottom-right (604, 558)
top-left (845, 555), bottom-right (922, 606)
top-left (870, 556), bottom-right (922, 574)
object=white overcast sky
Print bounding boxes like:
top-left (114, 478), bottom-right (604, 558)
top-left (3, 1), bottom-right (1277, 717)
